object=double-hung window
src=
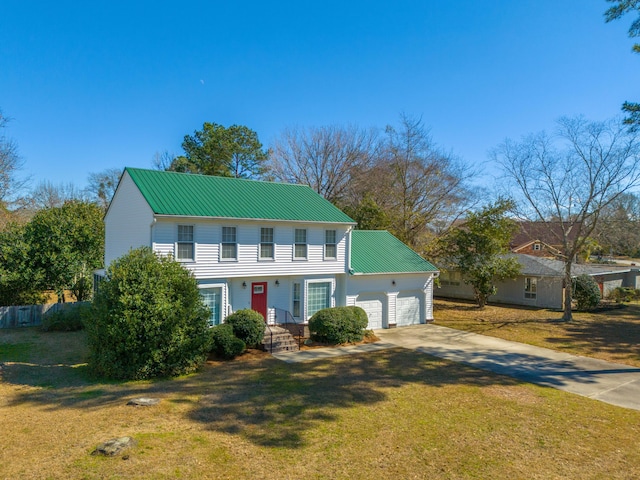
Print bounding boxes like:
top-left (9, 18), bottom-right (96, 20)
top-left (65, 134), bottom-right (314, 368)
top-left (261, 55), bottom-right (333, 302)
top-left (524, 277), bottom-right (537, 299)
top-left (294, 228), bottom-right (307, 260)
top-left (260, 227), bottom-right (274, 260)
top-left (177, 225), bottom-right (194, 261)
top-left (221, 226), bottom-right (237, 260)
top-left (325, 230), bottom-right (337, 259)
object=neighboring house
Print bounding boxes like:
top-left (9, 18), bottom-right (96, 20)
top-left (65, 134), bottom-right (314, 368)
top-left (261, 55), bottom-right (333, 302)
top-left (510, 221), bottom-right (581, 259)
top-left (101, 167), bottom-right (439, 329)
top-left (437, 254), bottom-right (640, 309)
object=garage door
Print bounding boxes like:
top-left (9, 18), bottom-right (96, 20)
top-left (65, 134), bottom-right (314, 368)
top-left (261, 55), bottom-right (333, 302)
top-left (356, 294), bottom-right (385, 329)
top-left (396, 292), bottom-right (421, 326)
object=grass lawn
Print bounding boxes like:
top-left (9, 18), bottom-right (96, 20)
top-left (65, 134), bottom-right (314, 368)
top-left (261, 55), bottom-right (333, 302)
top-left (1, 327), bottom-right (640, 479)
top-left (434, 298), bottom-right (640, 368)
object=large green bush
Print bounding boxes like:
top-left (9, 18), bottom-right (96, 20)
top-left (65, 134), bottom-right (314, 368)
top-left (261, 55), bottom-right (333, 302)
top-left (86, 247), bottom-right (211, 380)
top-left (225, 309), bottom-right (265, 348)
top-left (210, 323), bottom-right (246, 359)
top-left (309, 306), bottom-right (368, 344)
top-left (41, 303), bottom-right (90, 332)
top-left (572, 274), bottom-right (601, 311)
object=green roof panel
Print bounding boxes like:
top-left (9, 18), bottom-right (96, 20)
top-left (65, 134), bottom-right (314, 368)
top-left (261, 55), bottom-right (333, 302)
top-left (350, 230), bottom-right (438, 274)
top-left (125, 168), bottom-right (355, 224)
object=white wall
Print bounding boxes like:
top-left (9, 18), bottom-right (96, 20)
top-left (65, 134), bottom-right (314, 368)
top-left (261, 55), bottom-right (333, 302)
top-left (153, 219), bottom-right (350, 280)
top-left (104, 172), bottom-right (154, 266)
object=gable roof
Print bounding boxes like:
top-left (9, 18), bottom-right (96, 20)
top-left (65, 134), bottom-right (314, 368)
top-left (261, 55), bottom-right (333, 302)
top-left (350, 230), bottom-right (438, 275)
top-left (508, 254), bottom-right (636, 277)
top-left (510, 221), bottom-right (581, 249)
top-left (124, 167), bottom-right (355, 224)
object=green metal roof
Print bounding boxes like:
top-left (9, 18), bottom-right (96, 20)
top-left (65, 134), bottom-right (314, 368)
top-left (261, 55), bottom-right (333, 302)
top-left (350, 230), bottom-right (439, 274)
top-left (125, 168), bottom-right (355, 223)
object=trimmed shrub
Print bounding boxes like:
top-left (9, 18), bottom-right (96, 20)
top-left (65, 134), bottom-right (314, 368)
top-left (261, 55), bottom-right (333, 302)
top-left (210, 324), bottom-right (246, 359)
top-left (572, 274), bottom-right (601, 311)
top-left (225, 309), bottom-right (265, 348)
top-left (309, 306), bottom-right (369, 344)
top-left (41, 303), bottom-right (90, 332)
top-left (86, 247), bottom-right (212, 380)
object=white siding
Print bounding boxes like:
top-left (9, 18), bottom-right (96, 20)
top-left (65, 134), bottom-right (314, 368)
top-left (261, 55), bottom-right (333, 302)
top-left (347, 273), bottom-right (434, 329)
top-left (104, 172), bottom-right (154, 266)
top-left (152, 219), bottom-right (350, 280)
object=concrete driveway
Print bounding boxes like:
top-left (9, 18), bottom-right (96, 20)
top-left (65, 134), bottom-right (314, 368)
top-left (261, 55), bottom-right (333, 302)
top-left (375, 324), bottom-right (640, 411)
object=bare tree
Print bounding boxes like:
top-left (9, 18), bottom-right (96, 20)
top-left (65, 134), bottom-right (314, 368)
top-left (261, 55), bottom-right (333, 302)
top-left (592, 192), bottom-right (640, 256)
top-left (369, 114), bottom-right (475, 250)
top-left (269, 124), bottom-right (379, 204)
top-left (494, 116), bottom-right (640, 320)
top-left (27, 181), bottom-right (86, 210)
top-left (0, 109), bottom-right (28, 206)
top-left (86, 168), bottom-right (122, 211)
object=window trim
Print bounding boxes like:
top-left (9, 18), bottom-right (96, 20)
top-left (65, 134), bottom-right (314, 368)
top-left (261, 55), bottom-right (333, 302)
top-left (305, 278), bottom-right (335, 319)
top-left (176, 224), bottom-right (195, 262)
top-left (221, 226), bottom-right (238, 262)
top-left (292, 282), bottom-right (301, 318)
top-left (198, 283), bottom-right (226, 327)
top-left (524, 277), bottom-right (537, 300)
top-left (324, 229), bottom-right (337, 260)
top-left (259, 227), bottom-right (275, 261)
top-left (294, 228), bottom-right (307, 260)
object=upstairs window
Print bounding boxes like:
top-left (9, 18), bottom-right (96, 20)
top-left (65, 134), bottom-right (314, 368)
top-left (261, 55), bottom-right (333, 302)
top-left (177, 225), bottom-right (194, 261)
top-left (325, 230), bottom-right (337, 259)
top-left (294, 228), bottom-right (307, 259)
top-left (524, 277), bottom-right (537, 299)
top-left (533, 243), bottom-right (541, 251)
top-left (260, 227), bottom-right (274, 260)
top-left (221, 226), bottom-right (237, 260)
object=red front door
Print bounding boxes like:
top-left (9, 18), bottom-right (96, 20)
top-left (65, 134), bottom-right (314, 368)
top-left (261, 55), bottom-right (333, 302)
top-left (251, 282), bottom-right (268, 321)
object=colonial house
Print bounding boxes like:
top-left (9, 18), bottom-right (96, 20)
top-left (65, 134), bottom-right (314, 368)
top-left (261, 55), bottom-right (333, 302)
top-left (101, 168), bottom-right (439, 329)
top-left (437, 253), bottom-right (640, 309)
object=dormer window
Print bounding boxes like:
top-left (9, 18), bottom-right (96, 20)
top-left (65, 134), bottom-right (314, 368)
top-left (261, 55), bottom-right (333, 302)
top-left (533, 243), bottom-right (541, 251)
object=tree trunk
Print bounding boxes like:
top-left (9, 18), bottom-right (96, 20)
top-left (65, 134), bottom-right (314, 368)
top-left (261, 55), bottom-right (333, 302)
top-left (562, 261), bottom-right (573, 321)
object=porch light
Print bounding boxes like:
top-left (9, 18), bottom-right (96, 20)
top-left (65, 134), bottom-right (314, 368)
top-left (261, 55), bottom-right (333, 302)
top-left (242, 281), bottom-right (247, 288)
top-left (275, 280), bottom-right (280, 286)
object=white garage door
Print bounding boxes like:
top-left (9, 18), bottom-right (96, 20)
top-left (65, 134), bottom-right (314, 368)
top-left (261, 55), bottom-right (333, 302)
top-left (356, 294), bottom-right (385, 329)
top-left (396, 292), bottom-right (421, 326)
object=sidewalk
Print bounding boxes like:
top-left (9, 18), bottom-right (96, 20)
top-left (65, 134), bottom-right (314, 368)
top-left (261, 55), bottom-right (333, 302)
top-left (274, 324), bottom-right (640, 411)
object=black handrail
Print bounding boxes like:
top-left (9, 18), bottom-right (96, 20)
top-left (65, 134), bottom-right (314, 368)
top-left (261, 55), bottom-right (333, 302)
top-left (273, 306), bottom-right (305, 350)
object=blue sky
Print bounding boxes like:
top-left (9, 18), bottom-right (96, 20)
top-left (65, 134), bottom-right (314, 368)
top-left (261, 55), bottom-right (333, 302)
top-left (1, 1), bottom-right (638, 191)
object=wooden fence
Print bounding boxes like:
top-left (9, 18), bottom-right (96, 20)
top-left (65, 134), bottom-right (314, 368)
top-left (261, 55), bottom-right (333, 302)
top-left (0, 302), bottom-right (88, 329)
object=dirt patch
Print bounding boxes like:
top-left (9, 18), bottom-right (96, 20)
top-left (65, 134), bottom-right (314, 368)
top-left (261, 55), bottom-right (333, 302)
top-left (299, 332), bottom-right (381, 351)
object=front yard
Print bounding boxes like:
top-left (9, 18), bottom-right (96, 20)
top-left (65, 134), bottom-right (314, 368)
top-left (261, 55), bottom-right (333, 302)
top-left (2, 323), bottom-right (640, 479)
top-left (434, 298), bottom-right (640, 367)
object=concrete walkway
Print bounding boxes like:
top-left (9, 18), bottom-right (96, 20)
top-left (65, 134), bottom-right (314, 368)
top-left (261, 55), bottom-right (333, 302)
top-left (274, 324), bottom-right (640, 411)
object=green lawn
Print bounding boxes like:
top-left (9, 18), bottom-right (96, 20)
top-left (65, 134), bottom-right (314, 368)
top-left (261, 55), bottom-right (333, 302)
top-left (1, 326), bottom-right (640, 479)
top-left (434, 298), bottom-right (640, 367)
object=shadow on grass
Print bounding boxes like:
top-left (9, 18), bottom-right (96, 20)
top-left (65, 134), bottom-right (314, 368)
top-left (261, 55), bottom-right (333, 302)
top-left (545, 319), bottom-right (640, 361)
top-left (3, 345), bottom-right (522, 449)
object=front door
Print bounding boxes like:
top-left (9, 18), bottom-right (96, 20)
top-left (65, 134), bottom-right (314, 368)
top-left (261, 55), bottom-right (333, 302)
top-left (251, 282), bottom-right (268, 321)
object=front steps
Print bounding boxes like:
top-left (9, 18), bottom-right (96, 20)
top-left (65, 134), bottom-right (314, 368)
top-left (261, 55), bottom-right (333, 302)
top-left (262, 326), bottom-right (300, 353)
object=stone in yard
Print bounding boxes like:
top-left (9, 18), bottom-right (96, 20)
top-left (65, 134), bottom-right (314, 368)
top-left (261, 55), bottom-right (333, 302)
top-left (91, 437), bottom-right (135, 456)
top-left (126, 397), bottom-right (160, 406)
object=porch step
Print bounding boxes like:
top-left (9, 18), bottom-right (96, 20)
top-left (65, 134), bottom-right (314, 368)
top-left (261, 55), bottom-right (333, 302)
top-left (262, 326), bottom-right (300, 353)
